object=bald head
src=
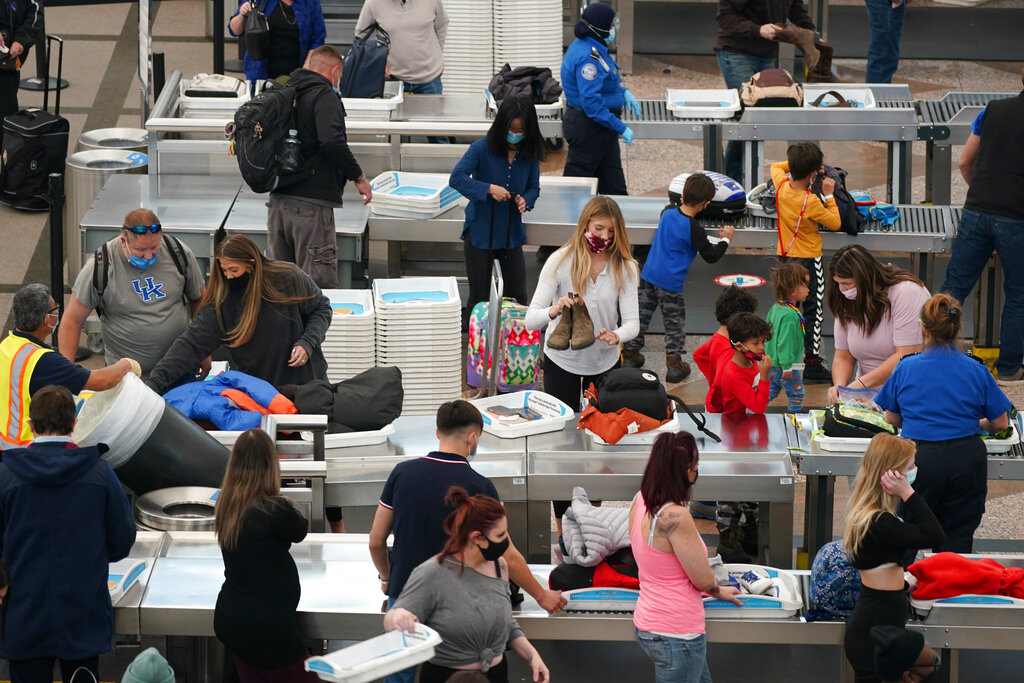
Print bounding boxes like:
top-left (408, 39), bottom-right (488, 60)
top-left (306, 45), bottom-right (344, 79)
top-left (123, 209), bottom-right (159, 232)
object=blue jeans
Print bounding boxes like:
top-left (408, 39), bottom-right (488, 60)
top-left (941, 208), bottom-right (1024, 376)
top-left (384, 596), bottom-right (416, 683)
top-left (635, 629), bottom-right (713, 683)
top-left (769, 366), bottom-right (805, 412)
top-left (864, 0), bottom-right (906, 83)
top-left (397, 75), bottom-right (448, 143)
top-left (715, 50), bottom-right (776, 183)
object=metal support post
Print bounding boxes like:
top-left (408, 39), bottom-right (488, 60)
top-left (46, 173), bottom-right (65, 315)
top-left (802, 474), bottom-right (835, 565)
top-left (212, 0), bottom-right (225, 74)
top-left (976, 255), bottom-right (1002, 348)
top-left (742, 140), bottom-right (764, 194)
top-left (153, 52), bottom-right (166, 103)
top-left (888, 141), bottom-right (913, 204)
top-left (139, 0), bottom-right (153, 122)
top-left (924, 141), bottom-right (952, 205)
top-left (472, 259), bottom-right (505, 398)
top-left (703, 122), bottom-right (723, 172)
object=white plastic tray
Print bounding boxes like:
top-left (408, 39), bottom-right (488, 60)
top-left (369, 172), bottom-right (468, 219)
top-left (666, 89), bottom-right (741, 119)
top-left (108, 558), bottom-right (148, 605)
top-left (341, 80), bottom-right (404, 120)
top-left (305, 624), bottom-right (442, 683)
top-left (471, 391), bottom-right (575, 438)
top-left (323, 289), bottom-right (374, 319)
top-left (373, 277), bottom-right (461, 309)
top-left (703, 563), bottom-right (803, 619)
top-left (911, 592), bottom-right (1024, 618)
top-left (586, 410), bottom-right (681, 445)
top-left (485, 89), bottom-right (564, 115)
top-left (803, 85), bottom-right (877, 109)
top-left (178, 74), bottom-right (248, 110)
top-left (810, 412), bottom-right (1020, 454)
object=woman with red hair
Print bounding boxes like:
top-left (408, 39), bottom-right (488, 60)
top-left (384, 487), bottom-right (549, 683)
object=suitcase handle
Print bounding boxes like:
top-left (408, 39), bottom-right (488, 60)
top-left (41, 34), bottom-right (65, 116)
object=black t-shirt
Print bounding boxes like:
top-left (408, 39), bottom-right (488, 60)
top-left (849, 493), bottom-right (946, 570)
top-left (266, 1), bottom-right (301, 79)
top-left (965, 92), bottom-right (1024, 221)
top-left (380, 452), bottom-right (500, 599)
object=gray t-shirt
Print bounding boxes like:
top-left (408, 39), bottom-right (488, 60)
top-left (72, 236), bottom-right (205, 373)
top-left (394, 555), bottom-right (524, 671)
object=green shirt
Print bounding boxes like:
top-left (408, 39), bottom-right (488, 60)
top-left (766, 302), bottom-right (804, 371)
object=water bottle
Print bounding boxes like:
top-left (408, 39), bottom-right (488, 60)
top-left (280, 129), bottom-right (301, 173)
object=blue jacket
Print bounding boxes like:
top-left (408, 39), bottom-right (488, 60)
top-left (229, 0), bottom-right (327, 82)
top-left (641, 207), bottom-right (729, 292)
top-left (449, 138), bottom-right (541, 250)
top-left (0, 441), bottom-right (136, 660)
top-left (561, 36), bottom-right (627, 134)
top-left (164, 370), bottom-right (294, 431)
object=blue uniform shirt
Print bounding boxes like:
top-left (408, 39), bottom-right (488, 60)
top-left (971, 109), bottom-right (986, 135)
top-left (561, 36), bottom-right (627, 134)
top-left (874, 348), bottom-right (1012, 441)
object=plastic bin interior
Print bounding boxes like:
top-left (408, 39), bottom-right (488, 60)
top-left (373, 277), bottom-right (461, 308)
top-left (703, 563), bottom-right (803, 619)
top-left (586, 410), bottom-right (681, 445)
top-left (322, 288), bottom-right (375, 319)
top-left (305, 625), bottom-right (441, 683)
top-left (369, 172), bottom-right (468, 220)
top-left (342, 80), bottom-right (404, 119)
top-left (911, 592), bottom-right (1024, 619)
top-left (485, 88), bottom-right (564, 115)
top-left (471, 391), bottom-right (575, 438)
top-left (665, 89), bottom-right (741, 119)
top-left (810, 412), bottom-right (1020, 454)
top-left (178, 75), bottom-right (249, 114)
top-left (802, 85), bottom-right (877, 109)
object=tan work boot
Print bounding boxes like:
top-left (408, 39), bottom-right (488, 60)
top-left (665, 354), bottom-right (691, 383)
top-left (547, 303), bottom-right (572, 350)
top-left (775, 24), bottom-right (820, 71)
top-left (621, 349), bottom-right (645, 368)
top-left (807, 41), bottom-right (838, 82)
top-left (570, 294), bottom-right (596, 350)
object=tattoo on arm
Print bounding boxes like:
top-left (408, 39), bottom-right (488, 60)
top-left (656, 511), bottom-right (681, 538)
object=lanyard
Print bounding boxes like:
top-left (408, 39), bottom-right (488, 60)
top-left (779, 300), bottom-right (806, 335)
top-left (776, 178), bottom-right (810, 257)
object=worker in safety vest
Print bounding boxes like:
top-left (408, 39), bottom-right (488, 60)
top-left (1, 283), bottom-right (139, 449)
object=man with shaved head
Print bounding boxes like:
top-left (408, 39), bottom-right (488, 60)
top-left (267, 45), bottom-right (372, 289)
top-left (59, 208), bottom-right (208, 383)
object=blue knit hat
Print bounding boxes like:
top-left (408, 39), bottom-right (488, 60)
top-left (575, 2), bottom-right (616, 39)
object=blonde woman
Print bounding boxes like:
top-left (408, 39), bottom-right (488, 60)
top-left (144, 234), bottom-right (332, 393)
top-left (214, 429), bottom-right (318, 683)
top-left (842, 433), bottom-right (945, 683)
top-left (526, 195), bottom-right (640, 410)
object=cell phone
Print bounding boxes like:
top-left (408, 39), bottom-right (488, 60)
top-left (486, 405), bottom-right (519, 418)
top-left (518, 407), bottom-right (542, 421)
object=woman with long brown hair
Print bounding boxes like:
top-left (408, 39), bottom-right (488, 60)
top-left (213, 428), bottom-right (317, 683)
top-left (826, 244), bottom-right (930, 404)
top-left (144, 234), bottom-right (332, 392)
top-left (842, 433), bottom-right (945, 683)
top-left (384, 487), bottom-right (549, 683)
top-left (874, 293), bottom-right (1011, 556)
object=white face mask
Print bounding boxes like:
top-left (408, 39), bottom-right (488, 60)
top-left (841, 286), bottom-right (858, 301)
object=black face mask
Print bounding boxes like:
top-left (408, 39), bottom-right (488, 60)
top-left (478, 536), bottom-right (510, 561)
top-left (227, 272), bottom-right (251, 291)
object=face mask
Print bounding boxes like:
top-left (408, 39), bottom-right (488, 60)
top-left (905, 467), bottom-right (918, 485)
top-left (736, 342), bottom-right (763, 362)
top-left (507, 131), bottom-right (525, 144)
top-left (227, 271), bottom-right (251, 291)
top-left (128, 252), bottom-right (159, 270)
top-left (841, 286), bottom-right (858, 301)
top-left (690, 467), bottom-right (699, 485)
top-left (585, 231), bottom-right (611, 253)
top-left (604, 27), bottom-right (616, 45)
top-left (333, 86), bottom-right (341, 96)
top-left (478, 536), bottom-right (510, 561)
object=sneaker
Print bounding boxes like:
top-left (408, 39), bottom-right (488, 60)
top-left (997, 368), bottom-right (1024, 386)
top-left (803, 356), bottom-right (832, 384)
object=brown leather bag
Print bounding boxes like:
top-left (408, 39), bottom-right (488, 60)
top-left (740, 68), bottom-right (804, 107)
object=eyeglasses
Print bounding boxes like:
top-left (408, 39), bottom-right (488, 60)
top-left (125, 224), bottom-right (162, 234)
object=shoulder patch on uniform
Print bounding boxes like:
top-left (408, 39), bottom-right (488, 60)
top-left (581, 63), bottom-right (598, 81)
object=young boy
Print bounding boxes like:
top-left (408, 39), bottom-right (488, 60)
top-left (766, 262), bottom-right (811, 412)
top-left (705, 311), bottom-right (773, 562)
top-left (621, 173), bottom-right (735, 383)
top-left (694, 284), bottom-right (759, 387)
top-left (771, 142), bottom-right (841, 384)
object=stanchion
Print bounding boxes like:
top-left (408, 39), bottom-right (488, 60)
top-left (20, 24), bottom-right (68, 92)
top-left (212, 0), bottom-right (225, 74)
top-left (44, 172), bottom-right (90, 361)
top-left (153, 52), bottom-right (166, 100)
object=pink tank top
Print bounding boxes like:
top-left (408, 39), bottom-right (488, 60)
top-left (631, 494), bottom-right (707, 634)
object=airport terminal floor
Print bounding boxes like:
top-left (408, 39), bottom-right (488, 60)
top-left (3, 0), bottom-right (1024, 681)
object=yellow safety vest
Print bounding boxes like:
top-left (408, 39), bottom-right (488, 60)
top-left (0, 333), bottom-right (52, 448)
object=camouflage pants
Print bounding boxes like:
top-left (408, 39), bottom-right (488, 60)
top-left (623, 279), bottom-right (687, 356)
top-left (716, 501), bottom-right (760, 532)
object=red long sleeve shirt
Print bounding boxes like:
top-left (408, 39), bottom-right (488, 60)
top-left (706, 359), bottom-right (769, 415)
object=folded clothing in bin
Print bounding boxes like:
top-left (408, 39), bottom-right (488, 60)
top-left (164, 370), bottom-right (297, 431)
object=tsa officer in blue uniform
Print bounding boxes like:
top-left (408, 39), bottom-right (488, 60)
top-left (561, 2), bottom-right (641, 197)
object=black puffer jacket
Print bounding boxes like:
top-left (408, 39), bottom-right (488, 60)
top-left (273, 67), bottom-right (364, 205)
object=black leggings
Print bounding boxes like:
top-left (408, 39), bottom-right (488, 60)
top-left (419, 657), bottom-right (509, 683)
top-left (464, 241), bottom-right (528, 313)
top-left (844, 585), bottom-right (909, 683)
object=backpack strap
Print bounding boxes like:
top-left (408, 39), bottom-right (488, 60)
top-left (93, 241), bottom-right (110, 319)
top-left (161, 233), bottom-right (188, 278)
top-left (668, 396), bottom-right (721, 443)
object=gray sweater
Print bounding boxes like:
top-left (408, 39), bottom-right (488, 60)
top-left (394, 555), bottom-right (524, 671)
top-left (355, 0), bottom-right (448, 85)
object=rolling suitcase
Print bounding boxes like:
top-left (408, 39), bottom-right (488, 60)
top-left (340, 22), bottom-right (389, 99)
top-left (0, 35), bottom-right (69, 211)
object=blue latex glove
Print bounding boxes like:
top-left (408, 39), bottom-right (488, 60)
top-left (623, 89), bottom-right (641, 117)
top-left (622, 127), bottom-right (635, 146)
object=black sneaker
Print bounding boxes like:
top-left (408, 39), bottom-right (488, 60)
top-left (803, 356), bottom-right (832, 384)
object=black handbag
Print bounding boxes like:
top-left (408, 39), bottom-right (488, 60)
top-left (244, 0), bottom-right (271, 62)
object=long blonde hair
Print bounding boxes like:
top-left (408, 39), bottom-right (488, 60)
top-left (200, 235), bottom-right (315, 347)
top-left (214, 428), bottom-right (282, 549)
top-left (842, 433), bottom-right (917, 559)
top-left (554, 195), bottom-right (637, 296)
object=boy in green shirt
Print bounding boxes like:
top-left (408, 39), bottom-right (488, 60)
top-left (766, 262), bottom-right (810, 412)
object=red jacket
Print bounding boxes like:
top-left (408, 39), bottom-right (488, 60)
top-left (694, 333), bottom-right (733, 386)
top-left (706, 359), bottom-right (769, 415)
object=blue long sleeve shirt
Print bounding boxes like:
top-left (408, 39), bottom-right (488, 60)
top-left (448, 138), bottom-right (541, 250)
top-left (561, 36), bottom-right (627, 134)
top-left (229, 0), bottom-right (327, 82)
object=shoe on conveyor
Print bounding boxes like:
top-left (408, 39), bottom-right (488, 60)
top-left (803, 356), bottom-right (832, 384)
top-left (717, 526), bottom-right (752, 565)
top-left (621, 349), bottom-right (646, 368)
top-left (997, 367), bottom-right (1024, 386)
top-left (666, 354), bottom-right (691, 383)
top-left (689, 500), bottom-right (717, 521)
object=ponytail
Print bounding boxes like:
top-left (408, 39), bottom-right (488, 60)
top-left (438, 486), bottom-right (505, 568)
top-left (920, 293), bottom-right (962, 349)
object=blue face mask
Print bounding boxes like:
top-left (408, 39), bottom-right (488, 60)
top-left (128, 252), bottom-right (159, 270)
top-left (507, 131), bottom-right (525, 144)
top-left (905, 467), bottom-right (918, 485)
top-left (604, 27), bottom-right (616, 45)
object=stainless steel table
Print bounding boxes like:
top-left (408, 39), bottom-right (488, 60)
top-left (113, 531), bottom-right (166, 635)
top-left (525, 414), bottom-right (797, 568)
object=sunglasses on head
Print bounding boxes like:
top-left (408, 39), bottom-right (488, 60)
top-left (126, 224), bottom-right (161, 234)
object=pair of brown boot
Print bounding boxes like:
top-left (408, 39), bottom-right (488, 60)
top-left (547, 293), bottom-right (595, 351)
top-left (774, 25), bottom-right (838, 82)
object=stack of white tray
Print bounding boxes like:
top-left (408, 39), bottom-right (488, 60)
top-left (493, 0), bottom-right (563, 84)
top-left (321, 289), bottom-right (375, 383)
top-left (369, 172), bottom-right (468, 220)
top-left (373, 277), bottom-right (463, 415)
top-left (442, 0), bottom-right (495, 94)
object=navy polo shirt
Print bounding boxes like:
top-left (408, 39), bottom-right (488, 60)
top-left (11, 331), bottom-right (91, 397)
top-left (379, 451), bottom-right (500, 599)
top-left (875, 348), bottom-right (1012, 441)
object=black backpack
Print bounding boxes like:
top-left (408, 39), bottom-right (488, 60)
top-left (92, 233), bottom-right (190, 319)
top-left (230, 81), bottom-right (307, 193)
top-left (811, 165), bottom-right (865, 236)
top-left (341, 23), bottom-right (390, 99)
top-left (488, 64), bottom-right (563, 106)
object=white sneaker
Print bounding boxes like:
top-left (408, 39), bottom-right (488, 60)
top-left (997, 368), bottom-right (1024, 386)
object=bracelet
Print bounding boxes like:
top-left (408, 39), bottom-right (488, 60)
top-left (822, 194), bottom-right (834, 201)
top-left (856, 378), bottom-right (866, 388)
top-left (378, 574), bottom-right (388, 582)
